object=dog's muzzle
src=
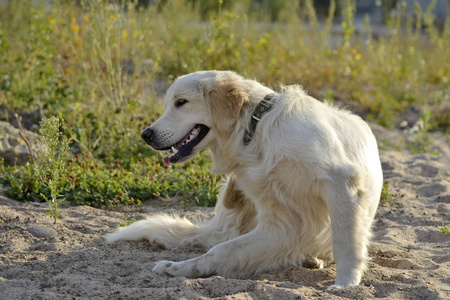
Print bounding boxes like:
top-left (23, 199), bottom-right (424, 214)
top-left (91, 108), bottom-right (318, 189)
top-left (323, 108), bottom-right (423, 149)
top-left (141, 127), bottom-right (154, 144)
top-left (141, 124), bottom-right (210, 166)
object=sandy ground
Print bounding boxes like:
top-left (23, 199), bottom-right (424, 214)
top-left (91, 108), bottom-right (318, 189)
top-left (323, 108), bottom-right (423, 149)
top-left (0, 123), bottom-right (449, 300)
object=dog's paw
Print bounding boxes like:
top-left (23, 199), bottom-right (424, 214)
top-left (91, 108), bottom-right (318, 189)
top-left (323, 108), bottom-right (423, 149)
top-left (330, 270), bottom-right (362, 289)
top-left (302, 256), bottom-right (325, 269)
top-left (153, 260), bottom-right (203, 278)
top-left (328, 279), bottom-right (360, 289)
top-left (328, 284), bottom-right (346, 290)
top-left (179, 236), bottom-right (207, 250)
top-left (153, 260), bottom-right (175, 276)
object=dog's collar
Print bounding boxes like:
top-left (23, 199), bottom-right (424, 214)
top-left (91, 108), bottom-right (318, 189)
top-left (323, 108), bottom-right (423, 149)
top-left (243, 93), bottom-right (276, 145)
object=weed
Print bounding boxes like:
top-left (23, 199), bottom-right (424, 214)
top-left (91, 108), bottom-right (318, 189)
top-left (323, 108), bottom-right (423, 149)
top-left (378, 139), bottom-right (389, 151)
top-left (35, 117), bottom-right (71, 223)
top-left (119, 217), bottom-right (137, 227)
top-left (407, 109), bottom-right (437, 154)
top-left (380, 183), bottom-right (395, 206)
top-left (182, 174), bottom-right (220, 209)
top-left (437, 222), bottom-right (450, 235)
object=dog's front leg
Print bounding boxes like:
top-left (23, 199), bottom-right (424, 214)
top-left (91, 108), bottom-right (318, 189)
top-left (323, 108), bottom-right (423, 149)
top-left (153, 225), bottom-right (304, 278)
top-left (322, 176), bottom-right (372, 288)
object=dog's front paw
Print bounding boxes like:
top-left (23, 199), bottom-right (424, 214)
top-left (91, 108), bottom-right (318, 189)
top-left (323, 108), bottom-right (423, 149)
top-left (153, 260), bottom-right (175, 276)
top-left (330, 269), bottom-right (362, 289)
top-left (328, 278), bottom-right (360, 289)
top-left (153, 260), bottom-right (203, 278)
top-left (328, 284), bottom-right (347, 290)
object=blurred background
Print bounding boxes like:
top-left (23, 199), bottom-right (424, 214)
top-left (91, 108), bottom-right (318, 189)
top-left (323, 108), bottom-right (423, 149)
top-left (0, 0), bottom-right (449, 208)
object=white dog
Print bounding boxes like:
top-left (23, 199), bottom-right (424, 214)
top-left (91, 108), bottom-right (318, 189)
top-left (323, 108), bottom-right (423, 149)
top-left (105, 71), bottom-right (383, 288)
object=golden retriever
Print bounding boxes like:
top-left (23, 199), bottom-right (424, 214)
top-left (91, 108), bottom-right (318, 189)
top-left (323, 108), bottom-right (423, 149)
top-left (105, 71), bottom-right (383, 288)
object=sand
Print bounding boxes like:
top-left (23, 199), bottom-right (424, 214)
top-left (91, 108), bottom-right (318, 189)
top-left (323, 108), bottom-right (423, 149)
top-left (0, 122), bottom-right (449, 300)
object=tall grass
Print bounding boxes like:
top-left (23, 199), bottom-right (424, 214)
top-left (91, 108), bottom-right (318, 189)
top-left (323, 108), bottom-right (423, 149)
top-left (1, 1), bottom-right (449, 130)
top-left (0, 0), bottom-right (449, 208)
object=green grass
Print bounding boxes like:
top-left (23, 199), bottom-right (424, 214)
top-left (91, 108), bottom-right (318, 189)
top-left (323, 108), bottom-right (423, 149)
top-left (119, 217), bottom-right (137, 227)
top-left (437, 222), bottom-right (450, 235)
top-left (380, 183), bottom-right (395, 206)
top-left (1, 151), bottom-right (220, 209)
top-left (0, 0), bottom-right (449, 209)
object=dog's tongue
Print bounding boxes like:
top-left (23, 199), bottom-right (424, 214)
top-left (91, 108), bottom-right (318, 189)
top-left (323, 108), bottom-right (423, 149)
top-left (163, 156), bottom-right (171, 166)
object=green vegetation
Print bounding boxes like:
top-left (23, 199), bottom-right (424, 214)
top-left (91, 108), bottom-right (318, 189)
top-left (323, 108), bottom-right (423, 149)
top-left (407, 109), bottom-right (437, 154)
top-left (1, 149), bottom-right (218, 209)
top-left (380, 182), bottom-right (395, 206)
top-left (0, 0), bottom-right (449, 210)
top-left (34, 117), bottom-right (71, 223)
top-left (119, 217), bottom-right (137, 227)
top-left (437, 222), bottom-right (450, 235)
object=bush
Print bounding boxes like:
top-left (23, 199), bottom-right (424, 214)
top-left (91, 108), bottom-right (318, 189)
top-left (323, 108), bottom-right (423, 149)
top-left (1, 151), bottom-right (220, 209)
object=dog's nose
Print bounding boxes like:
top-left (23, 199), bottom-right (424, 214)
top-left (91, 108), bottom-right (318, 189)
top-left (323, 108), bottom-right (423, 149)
top-left (141, 127), bottom-right (154, 141)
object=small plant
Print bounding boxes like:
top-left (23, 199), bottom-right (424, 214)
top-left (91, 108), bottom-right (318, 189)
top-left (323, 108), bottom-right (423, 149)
top-left (119, 217), bottom-right (137, 227)
top-left (181, 174), bottom-right (220, 210)
top-left (380, 183), bottom-right (395, 206)
top-left (36, 116), bottom-right (71, 223)
top-left (408, 109), bottom-right (436, 154)
top-left (437, 222), bottom-right (450, 235)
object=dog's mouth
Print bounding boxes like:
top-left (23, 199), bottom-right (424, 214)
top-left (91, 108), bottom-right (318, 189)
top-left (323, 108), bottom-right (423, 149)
top-left (163, 124), bottom-right (210, 166)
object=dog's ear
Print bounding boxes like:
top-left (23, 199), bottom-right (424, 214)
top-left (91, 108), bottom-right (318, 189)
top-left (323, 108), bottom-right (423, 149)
top-left (201, 72), bottom-right (249, 138)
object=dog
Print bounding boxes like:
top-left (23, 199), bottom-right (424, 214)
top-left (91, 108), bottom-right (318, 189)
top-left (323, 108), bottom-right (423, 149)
top-left (105, 70), bottom-right (383, 288)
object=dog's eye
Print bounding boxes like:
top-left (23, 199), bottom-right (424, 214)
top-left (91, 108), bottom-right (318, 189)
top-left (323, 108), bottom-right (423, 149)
top-left (175, 99), bottom-right (188, 108)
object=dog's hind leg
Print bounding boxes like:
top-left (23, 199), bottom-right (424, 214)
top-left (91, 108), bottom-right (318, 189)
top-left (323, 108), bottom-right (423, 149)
top-left (153, 197), bottom-right (310, 278)
top-left (322, 173), bottom-right (374, 288)
top-left (105, 176), bottom-right (256, 249)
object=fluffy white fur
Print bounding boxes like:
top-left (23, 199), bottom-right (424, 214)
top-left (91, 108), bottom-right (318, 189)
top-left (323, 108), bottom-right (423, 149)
top-left (105, 71), bottom-right (383, 288)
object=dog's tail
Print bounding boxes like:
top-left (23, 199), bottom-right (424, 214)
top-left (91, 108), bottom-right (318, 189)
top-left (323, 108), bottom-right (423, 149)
top-left (104, 214), bottom-right (197, 248)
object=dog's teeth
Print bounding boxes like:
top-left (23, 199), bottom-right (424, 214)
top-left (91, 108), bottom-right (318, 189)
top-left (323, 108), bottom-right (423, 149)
top-left (189, 134), bottom-right (195, 140)
top-left (171, 146), bottom-right (178, 154)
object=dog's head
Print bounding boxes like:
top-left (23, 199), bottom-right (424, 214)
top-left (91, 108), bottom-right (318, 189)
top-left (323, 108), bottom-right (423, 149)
top-left (141, 71), bottom-right (249, 165)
